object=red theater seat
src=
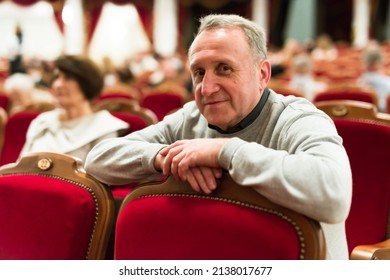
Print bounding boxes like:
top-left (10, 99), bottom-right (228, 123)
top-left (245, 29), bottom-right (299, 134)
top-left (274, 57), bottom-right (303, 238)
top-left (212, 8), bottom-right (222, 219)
top-left (140, 92), bottom-right (185, 121)
top-left (0, 152), bottom-right (115, 260)
top-left (332, 119), bottom-right (390, 260)
top-left (0, 111), bottom-right (41, 166)
top-left (314, 100), bottom-right (390, 126)
top-left (313, 86), bottom-right (378, 105)
top-left (114, 176), bottom-right (326, 260)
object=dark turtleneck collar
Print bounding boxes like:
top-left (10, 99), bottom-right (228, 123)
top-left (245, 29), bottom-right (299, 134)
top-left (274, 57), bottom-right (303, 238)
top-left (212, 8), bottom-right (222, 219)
top-left (208, 87), bottom-right (270, 134)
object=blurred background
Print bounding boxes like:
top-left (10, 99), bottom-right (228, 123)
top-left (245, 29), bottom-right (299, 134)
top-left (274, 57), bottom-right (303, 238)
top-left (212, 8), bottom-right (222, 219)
top-left (1, 0), bottom-right (390, 108)
top-left (0, 0), bottom-right (388, 65)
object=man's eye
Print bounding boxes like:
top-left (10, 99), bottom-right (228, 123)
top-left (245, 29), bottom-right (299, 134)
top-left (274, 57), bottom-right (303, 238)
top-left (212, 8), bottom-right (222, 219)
top-left (219, 64), bottom-right (232, 74)
top-left (194, 69), bottom-right (205, 78)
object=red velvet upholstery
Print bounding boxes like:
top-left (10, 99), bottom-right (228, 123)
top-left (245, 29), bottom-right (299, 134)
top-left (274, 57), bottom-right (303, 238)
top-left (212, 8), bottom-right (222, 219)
top-left (0, 175), bottom-right (95, 259)
top-left (313, 91), bottom-right (376, 105)
top-left (93, 98), bottom-right (158, 126)
top-left (332, 119), bottom-right (390, 255)
top-left (0, 111), bottom-right (41, 166)
top-left (0, 152), bottom-right (115, 259)
top-left (115, 176), bottom-right (326, 260)
top-left (109, 182), bottom-right (138, 199)
top-left (116, 196), bottom-right (299, 259)
top-left (96, 92), bottom-right (134, 102)
top-left (140, 92), bottom-right (184, 121)
top-left (111, 112), bottom-right (148, 134)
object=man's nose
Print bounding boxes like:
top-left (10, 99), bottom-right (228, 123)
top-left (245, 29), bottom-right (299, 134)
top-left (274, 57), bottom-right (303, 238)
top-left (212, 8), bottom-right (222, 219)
top-left (201, 73), bottom-right (220, 96)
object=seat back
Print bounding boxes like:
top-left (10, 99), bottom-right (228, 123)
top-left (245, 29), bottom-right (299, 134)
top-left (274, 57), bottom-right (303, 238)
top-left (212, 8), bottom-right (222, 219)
top-left (0, 152), bottom-right (115, 259)
top-left (332, 119), bottom-right (390, 255)
top-left (115, 176), bottom-right (326, 260)
top-left (93, 98), bottom-right (157, 126)
top-left (94, 92), bottom-right (135, 103)
top-left (110, 112), bottom-right (149, 135)
top-left (313, 87), bottom-right (378, 105)
top-left (140, 92), bottom-right (184, 121)
top-left (315, 100), bottom-right (390, 126)
top-left (0, 110), bottom-right (41, 166)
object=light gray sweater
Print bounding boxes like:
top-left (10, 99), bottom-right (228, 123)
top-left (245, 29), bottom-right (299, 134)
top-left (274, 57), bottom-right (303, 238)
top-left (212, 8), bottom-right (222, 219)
top-left (85, 90), bottom-right (353, 259)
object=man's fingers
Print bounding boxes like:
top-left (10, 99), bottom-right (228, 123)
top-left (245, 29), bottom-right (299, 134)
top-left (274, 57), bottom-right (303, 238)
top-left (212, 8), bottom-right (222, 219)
top-left (186, 170), bottom-right (200, 192)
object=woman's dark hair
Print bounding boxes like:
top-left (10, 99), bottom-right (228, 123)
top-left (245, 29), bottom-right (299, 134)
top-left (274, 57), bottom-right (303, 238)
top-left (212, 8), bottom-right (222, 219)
top-left (54, 55), bottom-right (104, 101)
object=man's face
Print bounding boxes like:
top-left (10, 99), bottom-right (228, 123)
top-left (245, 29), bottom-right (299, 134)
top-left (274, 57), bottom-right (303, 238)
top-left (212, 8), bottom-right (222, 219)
top-left (189, 27), bottom-right (269, 131)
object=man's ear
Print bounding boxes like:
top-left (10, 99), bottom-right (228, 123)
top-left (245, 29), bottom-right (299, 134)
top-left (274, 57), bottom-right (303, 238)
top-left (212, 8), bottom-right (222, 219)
top-left (258, 59), bottom-right (271, 90)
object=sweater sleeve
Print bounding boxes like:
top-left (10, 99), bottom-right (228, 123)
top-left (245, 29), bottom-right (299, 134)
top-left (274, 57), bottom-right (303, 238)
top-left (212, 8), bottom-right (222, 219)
top-left (218, 114), bottom-right (352, 224)
top-left (85, 109), bottom-right (187, 185)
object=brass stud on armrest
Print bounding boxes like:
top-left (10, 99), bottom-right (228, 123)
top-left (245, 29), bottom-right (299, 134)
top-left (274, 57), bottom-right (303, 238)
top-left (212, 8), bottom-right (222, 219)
top-left (37, 158), bottom-right (52, 171)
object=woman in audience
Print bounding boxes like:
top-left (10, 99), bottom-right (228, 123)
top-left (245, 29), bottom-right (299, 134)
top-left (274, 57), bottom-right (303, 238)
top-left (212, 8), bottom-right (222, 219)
top-left (20, 55), bottom-right (129, 163)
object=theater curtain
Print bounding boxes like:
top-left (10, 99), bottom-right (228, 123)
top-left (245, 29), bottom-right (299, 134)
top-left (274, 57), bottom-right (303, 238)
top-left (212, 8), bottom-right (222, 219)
top-left (87, 1), bottom-right (152, 66)
top-left (11, 0), bottom-right (64, 33)
top-left (85, 0), bottom-right (153, 45)
top-left (0, 0), bottom-right (64, 60)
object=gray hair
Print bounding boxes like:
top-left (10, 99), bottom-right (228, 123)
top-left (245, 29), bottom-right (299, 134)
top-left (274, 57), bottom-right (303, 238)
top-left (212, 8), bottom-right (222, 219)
top-left (189, 14), bottom-right (267, 61)
top-left (363, 48), bottom-right (384, 67)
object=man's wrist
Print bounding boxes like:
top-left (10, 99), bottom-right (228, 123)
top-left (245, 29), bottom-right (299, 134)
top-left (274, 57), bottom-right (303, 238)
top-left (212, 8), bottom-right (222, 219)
top-left (154, 153), bottom-right (163, 172)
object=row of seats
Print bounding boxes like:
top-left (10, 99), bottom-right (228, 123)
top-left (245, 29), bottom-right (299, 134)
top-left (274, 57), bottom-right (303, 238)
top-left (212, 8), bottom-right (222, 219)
top-left (315, 100), bottom-right (390, 260)
top-left (272, 82), bottom-right (385, 111)
top-left (0, 99), bottom-right (160, 166)
top-left (0, 88), bottom-right (187, 125)
top-left (95, 90), bottom-right (189, 121)
top-left (0, 151), bottom-right (326, 260)
top-left (0, 97), bottom-right (389, 260)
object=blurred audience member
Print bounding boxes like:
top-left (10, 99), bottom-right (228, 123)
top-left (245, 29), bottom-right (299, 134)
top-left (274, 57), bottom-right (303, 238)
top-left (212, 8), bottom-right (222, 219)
top-left (311, 34), bottom-right (338, 61)
top-left (360, 47), bottom-right (390, 112)
top-left (289, 54), bottom-right (328, 101)
top-left (25, 58), bottom-right (54, 89)
top-left (20, 55), bottom-right (129, 163)
top-left (268, 38), bottom-right (304, 79)
top-left (3, 72), bottom-right (55, 114)
top-left (145, 54), bottom-right (189, 98)
top-left (103, 66), bottom-right (141, 100)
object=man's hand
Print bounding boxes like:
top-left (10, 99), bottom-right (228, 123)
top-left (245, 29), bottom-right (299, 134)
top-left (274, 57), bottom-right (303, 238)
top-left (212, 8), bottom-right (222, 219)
top-left (155, 138), bottom-right (229, 193)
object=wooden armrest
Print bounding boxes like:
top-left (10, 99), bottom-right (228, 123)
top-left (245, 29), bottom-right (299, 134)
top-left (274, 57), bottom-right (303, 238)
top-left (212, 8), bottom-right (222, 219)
top-left (350, 239), bottom-right (390, 260)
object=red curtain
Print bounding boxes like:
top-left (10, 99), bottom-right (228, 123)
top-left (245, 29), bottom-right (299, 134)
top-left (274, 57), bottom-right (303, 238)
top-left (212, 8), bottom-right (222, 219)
top-left (11, 0), bottom-right (38, 5)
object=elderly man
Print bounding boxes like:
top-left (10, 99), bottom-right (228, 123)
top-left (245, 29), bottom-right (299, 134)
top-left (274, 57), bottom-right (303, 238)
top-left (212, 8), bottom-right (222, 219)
top-left (85, 14), bottom-right (352, 260)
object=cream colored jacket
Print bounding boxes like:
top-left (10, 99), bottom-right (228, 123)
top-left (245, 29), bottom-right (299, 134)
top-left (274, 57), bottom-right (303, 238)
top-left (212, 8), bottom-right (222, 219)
top-left (21, 109), bottom-right (128, 164)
